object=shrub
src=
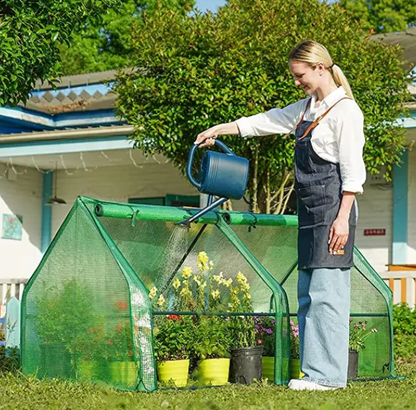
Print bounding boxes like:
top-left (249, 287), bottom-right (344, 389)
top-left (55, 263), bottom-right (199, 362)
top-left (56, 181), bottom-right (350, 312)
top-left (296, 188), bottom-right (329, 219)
top-left (0, 346), bottom-right (20, 373)
top-left (393, 303), bottom-right (416, 363)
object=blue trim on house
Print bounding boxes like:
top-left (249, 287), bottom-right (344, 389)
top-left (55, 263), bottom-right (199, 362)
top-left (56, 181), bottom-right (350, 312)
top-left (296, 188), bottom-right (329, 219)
top-left (41, 172), bottom-right (53, 253)
top-left (0, 136), bottom-right (133, 158)
top-left (0, 107), bottom-right (123, 132)
top-left (392, 150), bottom-right (408, 265)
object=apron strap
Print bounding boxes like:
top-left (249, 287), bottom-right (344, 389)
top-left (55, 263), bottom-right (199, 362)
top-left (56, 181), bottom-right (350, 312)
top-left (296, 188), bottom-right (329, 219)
top-left (297, 96), bottom-right (352, 141)
top-left (282, 98), bottom-right (312, 139)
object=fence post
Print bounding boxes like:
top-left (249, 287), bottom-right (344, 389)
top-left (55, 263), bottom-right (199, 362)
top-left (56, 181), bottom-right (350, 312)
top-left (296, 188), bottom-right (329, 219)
top-left (5, 296), bottom-right (20, 349)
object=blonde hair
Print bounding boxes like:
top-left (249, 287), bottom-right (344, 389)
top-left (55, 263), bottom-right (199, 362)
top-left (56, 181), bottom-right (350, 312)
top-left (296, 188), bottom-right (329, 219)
top-left (289, 40), bottom-right (354, 100)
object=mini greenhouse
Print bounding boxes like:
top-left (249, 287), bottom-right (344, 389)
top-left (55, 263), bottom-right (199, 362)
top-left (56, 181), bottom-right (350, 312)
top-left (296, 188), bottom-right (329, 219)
top-left (21, 196), bottom-right (396, 392)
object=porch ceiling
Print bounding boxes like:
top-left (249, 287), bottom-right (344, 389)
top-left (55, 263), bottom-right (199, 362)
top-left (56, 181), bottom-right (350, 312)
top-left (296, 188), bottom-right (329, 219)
top-left (0, 149), bottom-right (169, 170)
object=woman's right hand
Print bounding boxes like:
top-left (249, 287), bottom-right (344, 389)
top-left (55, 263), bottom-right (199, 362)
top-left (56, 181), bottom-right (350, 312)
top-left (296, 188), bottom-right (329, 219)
top-left (194, 126), bottom-right (219, 148)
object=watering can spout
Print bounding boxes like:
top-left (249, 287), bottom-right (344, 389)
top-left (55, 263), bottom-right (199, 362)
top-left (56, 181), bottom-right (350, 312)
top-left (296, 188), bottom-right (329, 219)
top-left (175, 219), bottom-right (191, 229)
top-left (176, 196), bottom-right (228, 227)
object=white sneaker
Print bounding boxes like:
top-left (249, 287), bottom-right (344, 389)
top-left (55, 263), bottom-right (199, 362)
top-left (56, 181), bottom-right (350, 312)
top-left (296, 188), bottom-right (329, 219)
top-left (288, 379), bottom-right (342, 391)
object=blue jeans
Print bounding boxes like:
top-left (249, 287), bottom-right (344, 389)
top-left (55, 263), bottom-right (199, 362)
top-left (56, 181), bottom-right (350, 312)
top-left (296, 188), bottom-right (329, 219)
top-left (297, 268), bottom-right (351, 388)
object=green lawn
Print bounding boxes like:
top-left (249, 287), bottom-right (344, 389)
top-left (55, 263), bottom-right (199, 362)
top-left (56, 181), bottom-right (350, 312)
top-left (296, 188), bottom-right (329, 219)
top-left (1, 363), bottom-right (416, 410)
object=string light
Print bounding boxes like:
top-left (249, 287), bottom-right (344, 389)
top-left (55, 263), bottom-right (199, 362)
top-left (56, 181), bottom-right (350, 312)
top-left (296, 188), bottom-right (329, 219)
top-left (31, 156), bottom-right (53, 174)
top-left (0, 164), bottom-right (9, 179)
top-left (9, 158), bottom-right (27, 175)
top-left (2, 149), bottom-right (168, 178)
top-left (129, 150), bottom-right (143, 168)
top-left (152, 154), bottom-right (161, 164)
top-left (60, 154), bottom-right (79, 176)
top-left (79, 152), bottom-right (98, 172)
top-left (100, 151), bottom-right (112, 162)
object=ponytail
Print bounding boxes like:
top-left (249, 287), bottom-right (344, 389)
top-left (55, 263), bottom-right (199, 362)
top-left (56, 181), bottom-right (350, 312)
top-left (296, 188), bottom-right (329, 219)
top-left (331, 64), bottom-right (354, 100)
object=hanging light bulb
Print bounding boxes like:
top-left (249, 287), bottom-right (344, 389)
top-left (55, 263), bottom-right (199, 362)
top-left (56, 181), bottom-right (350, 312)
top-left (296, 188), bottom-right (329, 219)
top-left (46, 162), bottom-right (66, 205)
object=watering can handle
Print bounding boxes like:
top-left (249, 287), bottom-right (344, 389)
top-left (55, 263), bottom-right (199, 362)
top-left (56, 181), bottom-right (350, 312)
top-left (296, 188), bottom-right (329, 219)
top-left (187, 139), bottom-right (235, 189)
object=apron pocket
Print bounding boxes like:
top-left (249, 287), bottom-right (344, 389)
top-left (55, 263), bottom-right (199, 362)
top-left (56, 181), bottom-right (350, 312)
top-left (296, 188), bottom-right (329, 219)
top-left (297, 185), bottom-right (326, 227)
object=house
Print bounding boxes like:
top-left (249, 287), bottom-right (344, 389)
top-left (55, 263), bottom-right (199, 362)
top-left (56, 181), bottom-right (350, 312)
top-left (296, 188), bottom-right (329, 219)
top-left (0, 31), bottom-right (415, 315)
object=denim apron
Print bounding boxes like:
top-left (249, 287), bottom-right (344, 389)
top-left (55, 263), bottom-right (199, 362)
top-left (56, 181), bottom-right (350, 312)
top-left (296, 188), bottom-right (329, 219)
top-left (294, 99), bottom-right (357, 270)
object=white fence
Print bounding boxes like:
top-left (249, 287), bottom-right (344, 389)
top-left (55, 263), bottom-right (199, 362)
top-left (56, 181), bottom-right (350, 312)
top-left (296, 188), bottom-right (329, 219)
top-left (381, 271), bottom-right (416, 309)
top-left (0, 279), bottom-right (26, 318)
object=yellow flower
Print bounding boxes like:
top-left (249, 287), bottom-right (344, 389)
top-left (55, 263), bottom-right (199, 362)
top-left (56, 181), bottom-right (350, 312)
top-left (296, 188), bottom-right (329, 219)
top-left (211, 289), bottom-right (220, 300)
top-left (180, 287), bottom-right (191, 298)
top-left (213, 272), bottom-right (224, 283)
top-left (182, 280), bottom-right (189, 288)
top-left (198, 251), bottom-right (209, 266)
top-left (157, 294), bottom-right (166, 307)
top-left (193, 275), bottom-right (202, 286)
top-left (231, 286), bottom-right (240, 295)
top-left (172, 278), bottom-right (181, 290)
top-left (209, 261), bottom-right (214, 269)
top-left (200, 281), bottom-right (207, 290)
top-left (223, 278), bottom-right (233, 288)
top-left (237, 272), bottom-right (247, 285)
top-left (149, 287), bottom-right (158, 299)
top-left (241, 283), bottom-right (250, 291)
top-left (182, 266), bottom-right (193, 279)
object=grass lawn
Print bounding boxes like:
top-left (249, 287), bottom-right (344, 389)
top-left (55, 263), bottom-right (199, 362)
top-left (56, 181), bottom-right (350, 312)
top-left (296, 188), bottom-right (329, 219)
top-left (1, 363), bottom-right (416, 410)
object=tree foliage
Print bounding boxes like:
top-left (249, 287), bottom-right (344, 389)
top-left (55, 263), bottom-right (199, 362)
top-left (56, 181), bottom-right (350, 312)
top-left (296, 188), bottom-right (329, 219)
top-left (337, 0), bottom-right (416, 33)
top-left (59, 0), bottom-right (196, 75)
top-left (115, 0), bottom-right (410, 213)
top-left (0, 0), bottom-right (120, 106)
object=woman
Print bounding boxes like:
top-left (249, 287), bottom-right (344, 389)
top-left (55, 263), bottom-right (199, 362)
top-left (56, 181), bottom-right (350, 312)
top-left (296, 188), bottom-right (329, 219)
top-left (194, 40), bottom-right (366, 390)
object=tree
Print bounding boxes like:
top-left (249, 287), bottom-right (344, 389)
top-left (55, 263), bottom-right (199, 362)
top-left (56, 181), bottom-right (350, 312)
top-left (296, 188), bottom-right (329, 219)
top-left (114, 0), bottom-right (411, 214)
top-left (59, 0), bottom-right (196, 75)
top-left (0, 0), bottom-right (120, 107)
top-left (337, 0), bottom-right (416, 33)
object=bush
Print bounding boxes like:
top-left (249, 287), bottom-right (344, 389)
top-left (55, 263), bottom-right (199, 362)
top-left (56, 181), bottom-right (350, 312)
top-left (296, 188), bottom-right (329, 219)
top-left (393, 303), bottom-right (416, 362)
top-left (0, 346), bottom-right (20, 373)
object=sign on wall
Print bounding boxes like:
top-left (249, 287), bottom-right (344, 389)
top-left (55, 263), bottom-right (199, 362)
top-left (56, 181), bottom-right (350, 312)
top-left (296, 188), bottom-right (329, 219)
top-left (364, 229), bottom-right (386, 236)
top-left (2, 214), bottom-right (23, 241)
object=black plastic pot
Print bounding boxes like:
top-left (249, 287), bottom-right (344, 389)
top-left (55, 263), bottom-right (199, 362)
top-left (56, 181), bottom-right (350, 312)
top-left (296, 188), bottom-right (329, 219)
top-left (229, 346), bottom-right (263, 385)
top-left (347, 349), bottom-right (358, 379)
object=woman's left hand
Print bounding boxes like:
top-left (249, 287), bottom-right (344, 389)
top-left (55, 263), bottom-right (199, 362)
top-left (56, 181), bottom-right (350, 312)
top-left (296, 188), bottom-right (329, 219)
top-left (328, 216), bottom-right (349, 254)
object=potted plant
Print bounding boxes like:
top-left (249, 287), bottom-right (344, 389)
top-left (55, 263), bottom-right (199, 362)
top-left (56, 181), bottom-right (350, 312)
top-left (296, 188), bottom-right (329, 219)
top-left (107, 319), bottom-right (137, 387)
top-left (289, 320), bottom-right (304, 379)
top-left (193, 314), bottom-right (232, 386)
top-left (254, 316), bottom-right (276, 382)
top-left (35, 280), bottom-right (98, 379)
top-left (190, 252), bottom-right (232, 386)
top-left (228, 273), bottom-right (263, 385)
top-left (348, 319), bottom-right (378, 379)
top-left (172, 252), bottom-right (232, 386)
top-left (151, 287), bottom-right (194, 387)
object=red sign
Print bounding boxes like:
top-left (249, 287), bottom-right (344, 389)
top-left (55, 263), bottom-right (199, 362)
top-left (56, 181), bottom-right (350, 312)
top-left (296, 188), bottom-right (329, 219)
top-left (364, 229), bottom-right (386, 236)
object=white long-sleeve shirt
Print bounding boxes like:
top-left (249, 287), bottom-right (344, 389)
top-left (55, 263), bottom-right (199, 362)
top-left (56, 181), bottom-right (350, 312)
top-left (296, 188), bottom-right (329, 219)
top-left (235, 86), bottom-right (366, 194)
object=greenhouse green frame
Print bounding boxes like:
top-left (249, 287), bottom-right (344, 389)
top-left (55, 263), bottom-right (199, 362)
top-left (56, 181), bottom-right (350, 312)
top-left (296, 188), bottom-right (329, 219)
top-left (21, 196), bottom-right (396, 391)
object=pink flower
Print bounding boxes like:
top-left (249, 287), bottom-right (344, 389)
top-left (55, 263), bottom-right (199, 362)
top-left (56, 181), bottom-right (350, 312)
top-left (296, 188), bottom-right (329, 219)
top-left (257, 339), bottom-right (262, 344)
